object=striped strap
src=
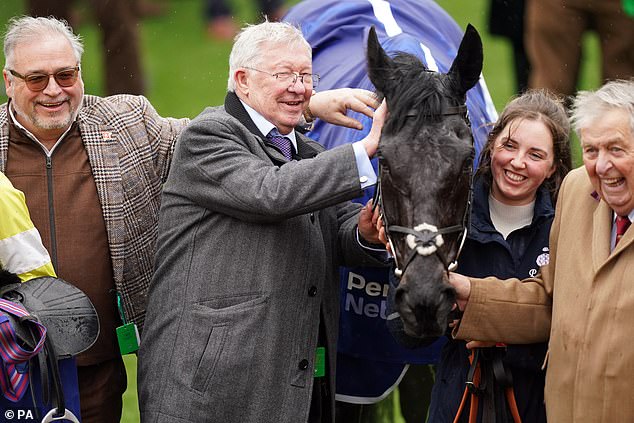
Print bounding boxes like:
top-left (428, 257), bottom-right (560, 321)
top-left (0, 298), bottom-right (47, 402)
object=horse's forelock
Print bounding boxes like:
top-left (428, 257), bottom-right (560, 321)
top-left (384, 55), bottom-right (460, 135)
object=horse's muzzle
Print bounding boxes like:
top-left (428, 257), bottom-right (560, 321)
top-left (394, 270), bottom-right (456, 339)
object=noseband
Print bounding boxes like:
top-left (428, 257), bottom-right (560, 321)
top-left (374, 103), bottom-right (473, 279)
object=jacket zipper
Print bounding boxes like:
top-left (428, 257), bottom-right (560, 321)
top-left (45, 154), bottom-right (58, 269)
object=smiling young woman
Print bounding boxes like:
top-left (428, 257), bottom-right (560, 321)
top-left (427, 89), bottom-right (572, 423)
top-left (489, 118), bottom-right (557, 206)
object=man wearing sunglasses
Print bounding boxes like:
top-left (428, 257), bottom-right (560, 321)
top-left (1, 16), bottom-right (380, 423)
top-left (138, 21), bottom-right (388, 423)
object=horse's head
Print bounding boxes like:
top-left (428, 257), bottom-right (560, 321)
top-left (367, 25), bottom-right (483, 339)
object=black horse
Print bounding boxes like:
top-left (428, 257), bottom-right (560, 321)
top-left (367, 25), bottom-right (483, 339)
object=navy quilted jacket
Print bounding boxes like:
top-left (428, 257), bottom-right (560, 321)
top-left (428, 176), bottom-right (553, 423)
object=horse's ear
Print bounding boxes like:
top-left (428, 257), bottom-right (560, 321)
top-left (447, 24), bottom-right (483, 95)
top-left (366, 26), bottom-right (396, 96)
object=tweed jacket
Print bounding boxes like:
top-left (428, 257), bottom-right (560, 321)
top-left (455, 166), bottom-right (634, 422)
top-left (0, 96), bottom-right (189, 328)
top-left (138, 92), bottom-right (385, 423)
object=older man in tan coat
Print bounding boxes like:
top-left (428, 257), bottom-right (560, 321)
top-left (449, 79), bottom-right (634, 422)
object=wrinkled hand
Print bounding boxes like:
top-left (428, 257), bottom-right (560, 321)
top-left (358, 199), bottom-right (382, 245)
top-left (360, 99), bottom-right (387, 158)
top-left (448, 272), bottom-right (471, 311)
top-left (465, 340), bottom-right (497, 350)
top-left (308, 88), bottom-right (379, 130)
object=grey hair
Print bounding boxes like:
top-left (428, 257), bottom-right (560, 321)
top-left (227, 20), bottom-right (311, 92)
top-left (570, 79), bottom-right (634, 135)
top-left (4, 16), bottom-right (84, 70)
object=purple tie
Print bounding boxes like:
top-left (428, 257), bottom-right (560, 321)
top-left (267, 128), bottom-right (293, 161)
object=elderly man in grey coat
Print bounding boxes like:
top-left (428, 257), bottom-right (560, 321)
top-left (138, 21), bottom-right (388, 423)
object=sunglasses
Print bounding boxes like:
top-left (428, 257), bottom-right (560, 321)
top-left (8, 66), bottom-right (80, 92)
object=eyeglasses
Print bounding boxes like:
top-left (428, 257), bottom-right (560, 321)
top-left (8, 66), bottom-right (80, 92)
top-left (244, 67), bottom-right (320, 88)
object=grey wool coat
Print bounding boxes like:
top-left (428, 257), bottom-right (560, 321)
top-left (138, 92), bottom-right (386, 423)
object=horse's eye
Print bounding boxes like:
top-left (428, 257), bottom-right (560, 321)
top-left (454, 125), bottom-right (470, 139)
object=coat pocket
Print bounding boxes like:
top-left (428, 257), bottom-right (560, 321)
top-left (190, 324), bottom-right (228, 393)
top-left (175, 293), bottom-right (268, 397)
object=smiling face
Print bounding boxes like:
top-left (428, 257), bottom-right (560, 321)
top-left (3, 33), bottom-right (84, 144)
top-left (582, 108), bottom-right (634, 216)
top-left (490, 118), bottom-right (556, 206)
top-left (234, 41), bottom-right (312, 135)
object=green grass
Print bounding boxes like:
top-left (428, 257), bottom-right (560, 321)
top-left (122, 355), bottom-right (140, 422)
top-left (0, 0), bottom-right (602, 114)
top-left (0, 0), bottom-right (597, 164)
top-left (0, 0), bottom-right (603, 421)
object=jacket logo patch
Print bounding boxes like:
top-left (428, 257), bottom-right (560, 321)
top-left (536, 251), bottom-right (550, 267)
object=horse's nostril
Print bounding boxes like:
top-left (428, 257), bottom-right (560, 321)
top-left (394, 284), bottom-right (408, 304)
top-left (403, 322), bottom-right (421, 338)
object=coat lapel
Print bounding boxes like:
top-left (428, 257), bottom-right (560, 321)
top-left (263, 140), bottom-right (291, 164)
top-left (224, 92), bottom-right (306, 164)
top-left (78, 119), bottom-right (125, 285)
top-left (592, 201), bottom-right (612, 272)
top-left (295, 134), bottom-right (320, 159)
top-left (0, 106), bottom-right (8, 172)
top-left (224, 91), bottom-right (263, 138)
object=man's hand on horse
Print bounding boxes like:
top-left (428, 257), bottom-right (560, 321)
top-left (448, 272), bottom-right (471, 311)
top-left (358, 199), bottom-right (383, 245)
top-left (308, 88), bottom-right (380, 130)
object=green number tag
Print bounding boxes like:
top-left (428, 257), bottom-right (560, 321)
top-left (116, 322), bottom-right (140, 355)
top-left (314, 346), bottom-right (326, 378)
top-left (115, 291), bottom-right (139, 354)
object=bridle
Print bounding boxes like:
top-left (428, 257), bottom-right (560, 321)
top-left (373, 102), bottom-right (474, 280)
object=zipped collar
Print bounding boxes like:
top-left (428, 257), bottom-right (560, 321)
top-left (7, 100), bottom-right (75, 156)
top-left (469, 176), bottom-right (554, 243)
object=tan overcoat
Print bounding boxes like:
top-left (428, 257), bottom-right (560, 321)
top-left (455, 166), bottom-right (634, 422)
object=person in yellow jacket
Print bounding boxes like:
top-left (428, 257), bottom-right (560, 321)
top-left (0, 171), bottom-right (55, 281)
